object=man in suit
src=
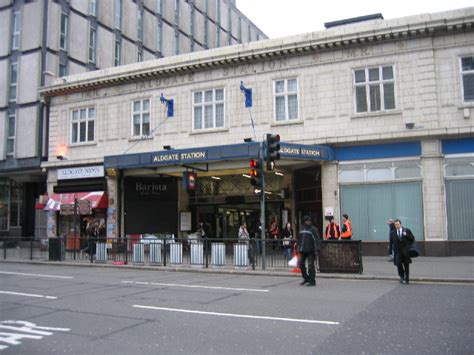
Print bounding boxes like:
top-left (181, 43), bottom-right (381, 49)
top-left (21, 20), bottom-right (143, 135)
top-left (391, 219), bottom-right (415, 284)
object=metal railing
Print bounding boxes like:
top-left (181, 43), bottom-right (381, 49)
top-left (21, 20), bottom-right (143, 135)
top-left (0, 236), bottom-right (295, 270)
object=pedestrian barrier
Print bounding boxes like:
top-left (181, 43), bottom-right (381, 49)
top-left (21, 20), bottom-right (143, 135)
top-left (149, 242), bottom-right (162, 264)
top-left (190, 242), bottom-right (204, 266)
top-left (169, 242), bottom-right (182, 264)
top-left (234, 242), bottom-right (249, 267)
top-left (133, 243), bottom-right (144, 264)
top-left (95, 242), bottom-right (107, 263)
top-left (211, 242), bottom-right (225, 267)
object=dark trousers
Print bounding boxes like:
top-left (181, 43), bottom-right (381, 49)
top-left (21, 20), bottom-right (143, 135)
top-left (397, 257), bottom-right (410, 282)
top-left (299, 252), bottom-right (316, 285)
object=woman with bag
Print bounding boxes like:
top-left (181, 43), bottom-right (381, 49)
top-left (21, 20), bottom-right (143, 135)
top-left (281, 222), bottom-right (294, 261)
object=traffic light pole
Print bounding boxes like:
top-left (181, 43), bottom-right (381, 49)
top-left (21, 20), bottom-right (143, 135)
top-left (259, 141), bottom-right (266, 270)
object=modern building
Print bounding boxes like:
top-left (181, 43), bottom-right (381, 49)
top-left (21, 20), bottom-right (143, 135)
top-left (40, 8), bottom-right (474, 255)
top-left (0, 0), bottom-right (267, 238)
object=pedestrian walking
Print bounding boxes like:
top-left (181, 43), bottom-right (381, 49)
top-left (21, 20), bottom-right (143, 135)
top-left (296, 215), bottom-right (321, 287)
top-left (341, 214), bottom-right (353, 240)
top-left (325, 216), bottom-right (340, 240)
top-left (390, 219), bottom-right (415, 284)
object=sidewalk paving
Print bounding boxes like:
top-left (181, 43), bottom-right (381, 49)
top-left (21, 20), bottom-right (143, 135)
top-left (2, 256), bottom-right (473, 283)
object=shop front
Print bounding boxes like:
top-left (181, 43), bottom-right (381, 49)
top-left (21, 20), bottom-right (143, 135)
top-left (45, 165), bottom-right (108, 251)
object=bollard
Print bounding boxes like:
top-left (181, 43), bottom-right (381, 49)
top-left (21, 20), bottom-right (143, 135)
top-left (211, 242), bottom-right (225, 267)
top-left (149, 242), bottom-right (162, 264)
top-left (234, 242), bottom-right (249, 268)
top-left (95, 242), bottom-right (107, 263)
top-left (190, 242), bottom-right (204, 266)
top-left (169, 242), bottom-right (182, 264)
top-left (133, 243), bottom-right (144, 264)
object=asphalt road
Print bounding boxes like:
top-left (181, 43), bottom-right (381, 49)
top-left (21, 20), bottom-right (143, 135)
top-left (0, 263), bottom-right (472, 354)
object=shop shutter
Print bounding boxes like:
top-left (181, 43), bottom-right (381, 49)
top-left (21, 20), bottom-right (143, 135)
top-left (340, 182), bottom-right (423, 241)
top-left (446, 179), bottom-right (474, 240)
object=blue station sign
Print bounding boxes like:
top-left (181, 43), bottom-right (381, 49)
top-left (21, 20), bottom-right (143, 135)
top-left (105, 142), bottom-right (334, 170)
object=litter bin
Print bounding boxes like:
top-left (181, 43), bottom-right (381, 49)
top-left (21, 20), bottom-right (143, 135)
top-left (318, 240), bottom-right (363, 274)
top-left (49, 237), bottom-right (65, 261)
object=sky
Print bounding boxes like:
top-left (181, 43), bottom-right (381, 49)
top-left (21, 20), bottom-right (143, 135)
top-left (236, 0), bottom-right (474, 38)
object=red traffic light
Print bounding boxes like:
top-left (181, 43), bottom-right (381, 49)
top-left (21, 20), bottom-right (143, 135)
top-left (250, 159), bottom-right (258, 168)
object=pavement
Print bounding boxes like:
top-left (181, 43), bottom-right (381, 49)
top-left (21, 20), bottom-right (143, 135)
top-left (1, 256), bottom-right (473, 283)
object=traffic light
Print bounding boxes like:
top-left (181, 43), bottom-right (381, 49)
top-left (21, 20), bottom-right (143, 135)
top-left (249, 159), bottom-right (263, 188)
top-left (265, 133), bottom-right (281, 170)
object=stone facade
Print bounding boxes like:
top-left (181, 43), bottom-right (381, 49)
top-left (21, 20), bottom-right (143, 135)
top-left (41, 8), bottom-right (474, 254)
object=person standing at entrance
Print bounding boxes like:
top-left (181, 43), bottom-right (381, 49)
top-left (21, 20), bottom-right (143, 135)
top-left (325, 217), bottom-right (340, 240)
top-left (341, 214), bottom-right (353, 240)
top-left (296, 216), bottom-right (321, 287)
top-left (390, 219), bottom-right (415, 284)
top-left (280, 222), bottom-right (294, 260)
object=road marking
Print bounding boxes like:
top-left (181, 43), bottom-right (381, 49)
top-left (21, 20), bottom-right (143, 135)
top-left (132, 305), bottom-right (339, 325)
top-left (122, 280), bottom-right (269, 293)
top-left (0, 271), bottom-right (73, 279)
top-left (0, 321), bottom-right (70, 351)
top-left (0, 291), bottom-right (57, 300)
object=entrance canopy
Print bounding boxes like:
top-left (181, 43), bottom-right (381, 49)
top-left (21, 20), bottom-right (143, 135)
top-left (104, 141), bottom-right (334, 170)
top-left (45, 191), bottom-right (108, 211)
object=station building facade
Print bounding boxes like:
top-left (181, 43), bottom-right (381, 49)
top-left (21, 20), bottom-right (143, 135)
top-left (40, 8), bottom-right (474, 255)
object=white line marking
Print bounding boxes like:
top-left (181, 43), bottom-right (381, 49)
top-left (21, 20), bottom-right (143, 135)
top-left (0, 271), bottom-right (73, 279)
top-left (122, 280), bottom-right (269, 293)
top-left (0, 291), bottom-right (58, 300)
top-left (132, 305), bottom-right (339, 325)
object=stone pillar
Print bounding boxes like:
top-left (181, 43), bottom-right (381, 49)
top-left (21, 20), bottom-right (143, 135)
top-left (46, 169), bottom-right (58, 238)
top-left (421, 139), bottom-right (446, 242)
top-left (321, 162), bottom-right (340, 224)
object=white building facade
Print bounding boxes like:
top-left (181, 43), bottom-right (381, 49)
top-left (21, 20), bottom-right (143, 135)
top-left (41, 8), bottom-right (474, 255)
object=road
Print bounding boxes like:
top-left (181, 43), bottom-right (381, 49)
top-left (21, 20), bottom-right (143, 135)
top-left (0, 263), bottom-right (472, 354)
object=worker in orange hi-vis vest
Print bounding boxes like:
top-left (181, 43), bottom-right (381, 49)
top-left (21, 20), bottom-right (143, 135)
top-left (341, 214), bottom-right (353, 240)
top-left (325, 217), bottom-right (340, 240)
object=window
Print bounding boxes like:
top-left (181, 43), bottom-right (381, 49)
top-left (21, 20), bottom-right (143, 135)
top-left (9, 62), bottom-right (18, 102)
top-left (137, 8), bottom-right (143, 42)
top-left (6, 113), bottom-right (15, 156)
top-left (193, 89), bottom-right (225, 130)
top-left (274, 78), bottom-right (299, 121)
top-left (131, 99), bottom-right (151, 137)
top-left (238, 18), bottom-right (242, 43)
top-left (12, 11), bottom-right (21, 50)
top-left (115, 0), bottom-right (121, 30)
top-left (175, 30), bottom-right (180, 55)
top-left (90, 0), bottom-right (97, 17)
top-left (247, 23), bottom-right (251, 42)
top-left (89, 27), bottom-right (96, 63)
top-left (190, 7), bottom-right (195, 51)
top-left (137, 48), bottom-right (143, 62)
top-left (71, 108), bottom-right (95, 144)
top-left (156, 21), bottom-right (162, 53)
top-left (174, 0), bottom-right (179, 25)
top-left (60, 13), bottom-right (68, 50)
top-left (461, 56), bottom-right (474, 102)
top-left (9, 181), bottom-right (22, 228)
top-left (227, 7), bottom-right (232, 45)
top-left (59, 61), bottom-right (68, 77)
top-left (156, 0), bottom-right (162, 14)
top-left (0, 180), bottom-right (8, 231)
top-left (354, 65), bottom-right (395, 113)
top-left (114, 39), bottom-right (121, 66)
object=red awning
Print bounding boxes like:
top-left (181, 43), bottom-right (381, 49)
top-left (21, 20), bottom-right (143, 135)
top-left (45, 191), bottom-right (108, 211)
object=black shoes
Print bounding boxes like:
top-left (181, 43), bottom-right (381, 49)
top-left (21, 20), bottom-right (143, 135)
top-left (399, 278), bottom-right (404, 284)
top-left (306, 283), bottom-right (316, 287)
top-left (300, 280), bottom-right (309, 285)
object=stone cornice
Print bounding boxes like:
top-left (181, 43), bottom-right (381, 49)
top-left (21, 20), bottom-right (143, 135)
top-left (39, 8), bottom-right (474, 98)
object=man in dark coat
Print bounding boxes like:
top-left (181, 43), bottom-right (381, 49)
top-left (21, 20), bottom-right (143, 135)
top-left (391, 219), bottom-right (415, 284)
top-left (296, 215), bottom-right (321, 287)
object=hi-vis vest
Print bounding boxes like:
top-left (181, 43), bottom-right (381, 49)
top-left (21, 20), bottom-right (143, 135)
top-left (342, 220), bottom-right (353, 239)
top-left (326, 223), bottom-right (340, 239)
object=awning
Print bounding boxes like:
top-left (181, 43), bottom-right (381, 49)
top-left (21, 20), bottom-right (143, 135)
top-left (45, 191), bottom-right (108, 211)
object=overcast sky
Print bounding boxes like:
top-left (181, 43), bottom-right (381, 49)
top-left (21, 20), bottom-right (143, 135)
top-left (236, 0), bottom-right (474, 38)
